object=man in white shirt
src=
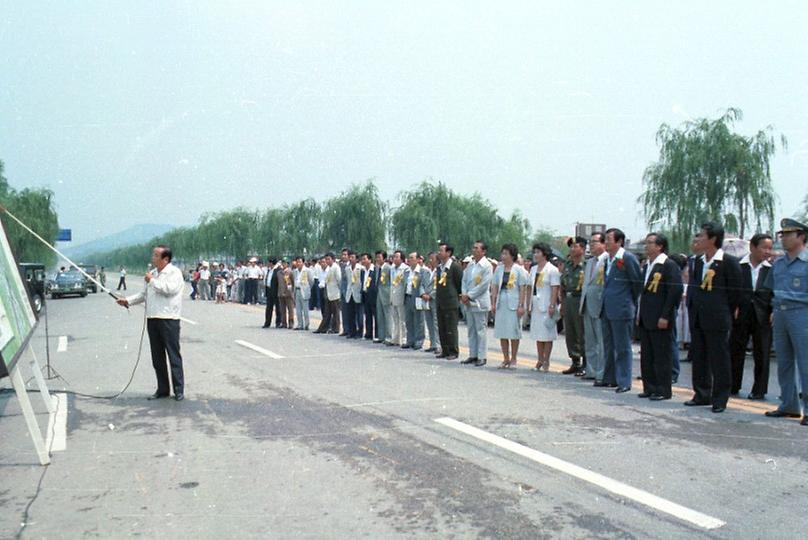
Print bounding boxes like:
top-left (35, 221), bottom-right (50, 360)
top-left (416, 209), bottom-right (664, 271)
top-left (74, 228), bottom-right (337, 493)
top-left (198, 262), bottom-right (211, 301)
top-left (117, 245), bottom-right (186, 401)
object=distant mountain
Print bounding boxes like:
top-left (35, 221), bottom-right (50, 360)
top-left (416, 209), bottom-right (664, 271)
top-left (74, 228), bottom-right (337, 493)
top-left (62, 224), bottom-right (174, 260)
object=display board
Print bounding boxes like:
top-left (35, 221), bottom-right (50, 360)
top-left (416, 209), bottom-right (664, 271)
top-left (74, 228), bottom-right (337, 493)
top-left (0, 218), bottom-right (37, 378)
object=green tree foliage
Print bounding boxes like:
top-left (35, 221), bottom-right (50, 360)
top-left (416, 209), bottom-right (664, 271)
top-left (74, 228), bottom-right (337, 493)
top-left (0, 160), bottom-right (60, 265)
top-left (320, 180), bottom-right (386, 254)
top-left (391, 179), bottom-right (531, 257)
top-left (639, 108), bottom-right (784, 249)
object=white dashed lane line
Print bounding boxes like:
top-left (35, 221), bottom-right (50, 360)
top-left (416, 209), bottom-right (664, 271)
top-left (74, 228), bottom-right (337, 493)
top-left (234, 339), bottom-right (284, 359)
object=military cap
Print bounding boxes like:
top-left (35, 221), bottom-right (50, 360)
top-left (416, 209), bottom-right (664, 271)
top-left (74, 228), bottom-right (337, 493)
top-left (777, 218), bottom-right (808, 234)
top-left (566, 235), bottom-right (588, 247)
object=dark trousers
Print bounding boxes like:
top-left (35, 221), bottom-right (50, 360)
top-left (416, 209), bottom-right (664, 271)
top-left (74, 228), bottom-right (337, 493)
top-left (310, 279), bottom-right (320, 310)
top-left (363, 300), bottom-right (376, 338)
top-left (117, 277), bottom-right (126, 290)
top-left (691, 324), bottom-right (732, 407)
top-left (147, 318), bottom-right (184, 395)
top-left (437, 307), bottom-right (459, 356)
top-left (318, 299), bottom-right (341, 333)
top-left (190, 281), bottom-right (197, 300)
top-left (730, 311), bottom-right (771, 395)
top-left (346, 299), bottom-right (363, 337)
top-left (243, 279), bottom-right (258, 304)
top-left (264, 288), bottom-right (280, 326)
top-left (640, 326), bottom-right (673, 398)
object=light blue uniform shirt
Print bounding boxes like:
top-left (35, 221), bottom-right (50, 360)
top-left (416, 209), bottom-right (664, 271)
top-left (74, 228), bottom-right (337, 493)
top-left (765, 247), bottom-right (808, 309)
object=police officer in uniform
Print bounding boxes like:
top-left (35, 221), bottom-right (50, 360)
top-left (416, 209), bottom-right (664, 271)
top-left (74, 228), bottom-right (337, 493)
top-left (764, 218), bottom-right (808, 426)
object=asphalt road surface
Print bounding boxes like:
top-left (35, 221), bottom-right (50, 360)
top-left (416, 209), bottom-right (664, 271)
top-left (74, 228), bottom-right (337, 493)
top-left (2, 282), bottom-right (806, 539)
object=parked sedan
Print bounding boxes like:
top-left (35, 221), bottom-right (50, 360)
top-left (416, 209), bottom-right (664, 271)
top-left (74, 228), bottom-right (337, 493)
top-left (50, 270), bottom-right (90, 299)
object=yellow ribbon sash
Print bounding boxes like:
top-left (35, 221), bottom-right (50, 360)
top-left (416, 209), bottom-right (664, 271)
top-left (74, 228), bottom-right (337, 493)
top-left (392, 272), bottom-right (403, 286)
top-left (595, 266), bottom-right (605, 286)
top-left (647, 272), bottom-right (662, 293)
top-left (535, 271), bottom-right (544, 289)
top-left (351, 271), bottom-right (357, 284)
top-left (506, 270), bottom-right (517, 289)
top-left (474, 274), bottom-right (481, 285)
top-left (301, 272), bottom-right (308, 285)
top-left (284, 274), bottom-right (290, 285)
top-left (700, 268), bottom-right (716, 291)
top-left (438, 272), bottom-right (448, 287)
top-left (576, 271), bottom-right (584, 291)
top-left (364, 275), bottom-right (372, 289)
top-left (380, 272), bottom-right (387, 285)
top-left (413, 276), bottom-right (419, 288)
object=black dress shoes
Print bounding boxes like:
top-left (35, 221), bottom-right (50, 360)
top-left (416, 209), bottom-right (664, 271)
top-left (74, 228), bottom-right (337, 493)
top-left (562, 364), bottom-right (581, 375)
top-left (638, 392), bottom-right (652, 398)
top-left (460, 357), bottom-right (477, 364)
top-left (446, 355), bottom-right (458, 360)
top-left (615, 387), bottom-right (630, 393)
top-left (574, 370), bottom-right (586, 377)
top-left (148, 392), bottom-right (169, 400)
top-left (650, 395), bottom-right (671, 401)
top-left (711, 405), bottom-right (725, 413)
top-left (801, 416), bottom-right (808, 426)
top-left (747, 393), bottom-right (765, 400)
top-left (593, 380), bottom-right (608, 387)
top-left (606, 383), bottom-right (618, 388)
top-left (174, 393), bottom-right (184, 402)
top-left (684, 399), bottom-right (710, 407)
top-left (424, 347), bottom-right (436, 353)
top-left (262, 324), bottom-right (271, 328)
top-left (764, 410), bottom-right (801, 418)
top-left (474, 358), bottom-right (487, 367)
top-left (401, 344), bottom-right (411, 349)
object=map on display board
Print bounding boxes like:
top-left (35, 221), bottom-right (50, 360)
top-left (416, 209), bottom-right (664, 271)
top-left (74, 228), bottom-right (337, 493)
top-left (0, 217), bottom-right (37, 378)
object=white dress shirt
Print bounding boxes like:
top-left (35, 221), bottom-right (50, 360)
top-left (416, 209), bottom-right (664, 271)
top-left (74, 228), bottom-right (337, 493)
top-left (126, 263), bottom-right (184, 319)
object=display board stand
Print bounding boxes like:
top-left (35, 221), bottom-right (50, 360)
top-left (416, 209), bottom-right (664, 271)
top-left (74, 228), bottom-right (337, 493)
top-left (3, 352), bottom-right (50, 465)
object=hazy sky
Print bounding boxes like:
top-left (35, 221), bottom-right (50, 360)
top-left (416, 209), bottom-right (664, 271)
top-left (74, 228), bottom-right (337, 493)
top-left (2, 1), bottom-right (806, 246)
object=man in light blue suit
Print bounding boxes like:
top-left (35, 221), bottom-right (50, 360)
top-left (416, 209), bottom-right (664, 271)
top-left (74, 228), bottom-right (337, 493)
top-left (461, 241), bottom-right (494, 367)
top-left (600, 228), bottom-right (642, 393)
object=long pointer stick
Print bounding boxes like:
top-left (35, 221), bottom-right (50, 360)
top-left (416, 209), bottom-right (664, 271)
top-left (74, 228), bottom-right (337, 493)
top-left (0, 204), bottom-right (121, 302)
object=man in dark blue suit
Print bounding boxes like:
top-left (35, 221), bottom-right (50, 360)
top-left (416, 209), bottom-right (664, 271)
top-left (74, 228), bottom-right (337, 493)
top-left (360, 253), bottom-right (377, 339)
top-left (685, 222), bottom-right (742, 413)
top-left (600, 228), bottom-right (643, 393)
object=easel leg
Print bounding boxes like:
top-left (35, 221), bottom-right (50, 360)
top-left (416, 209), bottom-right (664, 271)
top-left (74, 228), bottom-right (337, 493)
top-left (10, 365), bottom-right (50, 465)
top-left (28, 348), bottom-right (55, 413)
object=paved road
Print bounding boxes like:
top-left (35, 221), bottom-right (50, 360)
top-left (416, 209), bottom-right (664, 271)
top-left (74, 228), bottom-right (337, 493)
top-left (2, 284), bottom-right (806, 539)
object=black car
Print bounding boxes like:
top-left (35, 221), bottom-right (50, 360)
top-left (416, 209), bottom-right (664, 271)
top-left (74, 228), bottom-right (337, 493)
top-left (19, 262), bottom-right (46, 313)
top-left (50, 270), bottom-right (90, 299)
top-left (79, 264), bottom-right (101, 293)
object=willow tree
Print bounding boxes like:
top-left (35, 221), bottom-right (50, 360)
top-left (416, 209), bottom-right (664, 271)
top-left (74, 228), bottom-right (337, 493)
top-left (280, 198), bottom-right (322, 256)
top-left (0, 160), bottom-right (60, 264)
top-left (797, 193), bottom-right (808, 222)
top-left (320, 180), bottom-right (386, 254)
top-left (639, 108), bottom-right (784, 250)
top-left (391, 179), bottom-right (510, 256)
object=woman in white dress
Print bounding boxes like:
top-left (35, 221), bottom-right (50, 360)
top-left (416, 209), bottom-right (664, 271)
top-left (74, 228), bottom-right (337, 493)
top-left (528, 243), bottom-right (561, 371)
top-left (491, 244), bottom-right (530, 369)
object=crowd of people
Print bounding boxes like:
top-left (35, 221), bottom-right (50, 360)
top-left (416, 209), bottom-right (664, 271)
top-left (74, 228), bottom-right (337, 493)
top-left (181, 218), bottom-right (808, 424)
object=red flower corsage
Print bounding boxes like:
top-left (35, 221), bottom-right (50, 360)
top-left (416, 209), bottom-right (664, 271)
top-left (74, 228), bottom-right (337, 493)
top-left (616, 259), bottom-right (625, 270)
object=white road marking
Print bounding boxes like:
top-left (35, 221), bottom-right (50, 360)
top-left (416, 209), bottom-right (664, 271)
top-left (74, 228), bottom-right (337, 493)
top-left (234, 339), bottom-right (284, 359)
top-left (45, 393), bottom-right (68, 452)
top-left (57, 335), bottom-right (68, 352)
top-left (344, 397), bottom-right (463, 408)
top-left (180, 317), bottom-right (198, 325)
top-left (434, 417), bottom-right (725, 530)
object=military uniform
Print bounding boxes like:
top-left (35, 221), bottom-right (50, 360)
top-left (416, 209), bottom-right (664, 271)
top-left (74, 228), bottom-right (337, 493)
top-left (764, 218), bottom-right (808, 424)
top-left (561, 257), bottom-right (587, 373)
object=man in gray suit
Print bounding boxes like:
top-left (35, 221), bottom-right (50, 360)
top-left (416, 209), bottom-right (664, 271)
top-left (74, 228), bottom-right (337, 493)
top-left (421, 252), bottom-right (441, 353)
top-left (461, 241), bottom-right (494, 366)
top-left (338, 248), bottom-right (351, 336)
top-left (389, 250), bottom-right (408, 346)
top-left (293, 256), bottom-right (314, 330)
top-left (403, 252), bottom-right (426, 349)
top-left (374, 251), bottom-right (392, 344)
top-left (581, 232), bottom-right (608, 384)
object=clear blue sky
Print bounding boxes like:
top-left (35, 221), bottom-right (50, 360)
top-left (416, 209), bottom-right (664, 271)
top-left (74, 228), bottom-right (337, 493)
top-left (1, 0), bottom-right (806, 246)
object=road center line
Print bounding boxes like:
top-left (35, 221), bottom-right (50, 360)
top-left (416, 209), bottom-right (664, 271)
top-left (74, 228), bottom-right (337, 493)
top-left (234, 339), bottom-right (284, 359)
top-left (180, 317), bottom-right (198, 325)
top-left (45, 393), bottom-right (68, 452)
top-left (56, 335), bottom-right (68, 352)
top-left (434, 417), bottom-right (725, 530)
